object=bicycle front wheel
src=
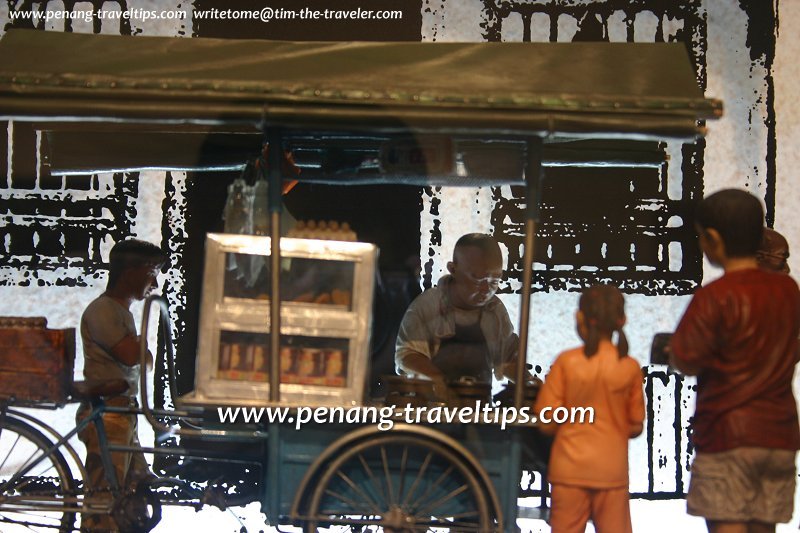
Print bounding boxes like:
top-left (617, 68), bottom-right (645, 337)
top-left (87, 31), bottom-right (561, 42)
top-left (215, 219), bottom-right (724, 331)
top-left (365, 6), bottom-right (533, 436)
top-left (0, 416), bottom-right (77, 532)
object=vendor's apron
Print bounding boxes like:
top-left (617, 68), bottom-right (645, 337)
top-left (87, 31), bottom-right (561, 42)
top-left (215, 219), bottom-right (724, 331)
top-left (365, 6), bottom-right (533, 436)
top-left (432, 315), bottom-right (492, 382)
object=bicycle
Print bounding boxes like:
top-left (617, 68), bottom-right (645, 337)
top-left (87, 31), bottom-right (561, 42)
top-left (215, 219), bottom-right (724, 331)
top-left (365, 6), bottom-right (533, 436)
top-left (0, 298), bottom-right (261, 533)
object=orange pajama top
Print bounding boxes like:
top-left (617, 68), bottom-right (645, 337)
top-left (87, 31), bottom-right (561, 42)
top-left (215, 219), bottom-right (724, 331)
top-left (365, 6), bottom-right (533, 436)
top-left (534, 340), bottom-right (645, 488)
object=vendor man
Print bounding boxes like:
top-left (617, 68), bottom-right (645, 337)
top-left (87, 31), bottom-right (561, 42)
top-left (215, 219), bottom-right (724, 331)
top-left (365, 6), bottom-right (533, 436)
top-left (76, 238), bottom-right (165, 531)
top-left (395, 233), bottom-right (520, 392)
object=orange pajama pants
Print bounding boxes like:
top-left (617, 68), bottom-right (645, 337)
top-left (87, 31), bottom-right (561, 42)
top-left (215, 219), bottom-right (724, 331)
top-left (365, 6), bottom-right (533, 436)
top-left (549, 484), bottom-right (632, 533)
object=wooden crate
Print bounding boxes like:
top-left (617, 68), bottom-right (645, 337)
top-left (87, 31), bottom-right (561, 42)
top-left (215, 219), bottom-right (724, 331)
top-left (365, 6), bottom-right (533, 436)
top-left (0, 323), bottom-right (75, 404)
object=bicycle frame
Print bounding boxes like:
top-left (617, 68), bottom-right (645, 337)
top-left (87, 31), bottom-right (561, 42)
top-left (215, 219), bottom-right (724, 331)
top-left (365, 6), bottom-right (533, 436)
top-left (0, 400), bottom-right (139, 522)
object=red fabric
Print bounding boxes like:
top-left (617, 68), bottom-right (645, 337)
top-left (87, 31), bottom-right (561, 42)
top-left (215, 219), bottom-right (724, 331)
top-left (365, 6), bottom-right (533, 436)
top-left (671, 268), bottom-right (800, 453)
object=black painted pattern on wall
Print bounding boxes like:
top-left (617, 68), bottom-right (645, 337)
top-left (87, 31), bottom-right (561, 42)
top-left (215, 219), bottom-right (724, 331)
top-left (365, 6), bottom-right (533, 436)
top-left (0, 124), bottom-right (138, 285)
top-left (481, 0), bottom-right (708, 296)
top-left (1, 1), bottom-right (137, 285)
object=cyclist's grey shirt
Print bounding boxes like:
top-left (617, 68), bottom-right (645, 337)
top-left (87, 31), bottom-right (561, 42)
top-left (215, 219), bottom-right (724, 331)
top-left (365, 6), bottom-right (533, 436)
top-left (81, 295), bottom-right (139, 396)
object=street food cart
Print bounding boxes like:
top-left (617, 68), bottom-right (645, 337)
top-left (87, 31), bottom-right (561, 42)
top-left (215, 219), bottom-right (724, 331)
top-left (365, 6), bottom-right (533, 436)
top-left (0, 29), bottom-right (721, 532)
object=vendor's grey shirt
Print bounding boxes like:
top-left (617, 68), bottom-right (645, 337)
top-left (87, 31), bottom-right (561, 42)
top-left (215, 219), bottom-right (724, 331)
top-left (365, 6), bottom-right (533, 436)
top-left (81, 295), bottom-right (139, 396)
top-left (395, 275), bottom-right (518, 379)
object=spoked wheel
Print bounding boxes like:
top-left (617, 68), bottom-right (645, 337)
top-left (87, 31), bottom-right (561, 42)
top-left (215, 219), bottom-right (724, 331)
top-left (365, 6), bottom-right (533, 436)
top-left (304, 434), bottom-right (494, 532)
top-left (0, 417), bottom-right (77, 532)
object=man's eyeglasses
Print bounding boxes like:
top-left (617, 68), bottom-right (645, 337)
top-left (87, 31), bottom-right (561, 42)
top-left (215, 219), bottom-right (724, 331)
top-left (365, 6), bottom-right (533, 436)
top-left (463, 272), bottom-right (502, 288)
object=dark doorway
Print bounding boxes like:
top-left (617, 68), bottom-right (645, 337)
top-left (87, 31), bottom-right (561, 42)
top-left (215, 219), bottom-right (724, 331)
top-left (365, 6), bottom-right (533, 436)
top-left (172, 172), bottom-right (422, 396)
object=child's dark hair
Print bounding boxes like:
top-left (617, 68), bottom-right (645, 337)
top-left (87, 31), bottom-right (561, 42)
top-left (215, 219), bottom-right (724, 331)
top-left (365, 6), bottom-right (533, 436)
top-left (579, 284), bottom-right (628, 359)
top-left (694, 189), bottom-right (764, 258)
top-left (107, 239), bottom-right (167, 289)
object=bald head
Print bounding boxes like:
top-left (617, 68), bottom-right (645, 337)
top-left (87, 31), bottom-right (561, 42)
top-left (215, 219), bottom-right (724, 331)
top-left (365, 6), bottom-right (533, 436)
top-left (452, 233), bottom-right (502, 264)
top-left (447, 233), bottom-right (504, 309)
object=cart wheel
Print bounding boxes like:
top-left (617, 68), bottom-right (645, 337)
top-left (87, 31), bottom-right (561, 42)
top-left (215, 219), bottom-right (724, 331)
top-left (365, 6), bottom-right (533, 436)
top-left (0, 417), bottom-right (76, 532)
top-left (304, 434), bottom-right (494, 532)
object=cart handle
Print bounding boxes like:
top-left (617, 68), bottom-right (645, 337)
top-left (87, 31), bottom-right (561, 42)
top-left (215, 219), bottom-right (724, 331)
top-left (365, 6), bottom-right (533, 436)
top-left (139, 295), bottom-right (268, 441)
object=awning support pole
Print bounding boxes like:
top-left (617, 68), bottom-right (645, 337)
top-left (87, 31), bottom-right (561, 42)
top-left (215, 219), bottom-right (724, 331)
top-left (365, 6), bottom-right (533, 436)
top-left (267, 128), bottom-right (283, 403)
top-left (502, 136), bottom-right (544, 531)
top-left (514, 136), bottom-right (543, 409)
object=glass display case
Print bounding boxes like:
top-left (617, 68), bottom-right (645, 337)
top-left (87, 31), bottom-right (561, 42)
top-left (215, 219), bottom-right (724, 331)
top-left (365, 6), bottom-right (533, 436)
top-left (186, 234), bottom-right (377, 407)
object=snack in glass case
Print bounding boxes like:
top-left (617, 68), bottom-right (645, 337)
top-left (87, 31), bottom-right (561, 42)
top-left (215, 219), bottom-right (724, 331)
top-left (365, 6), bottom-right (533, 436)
top-left (324, 349), bottom-right (346, 387)
top-left (287, 220), bottom-right (357, 241)
top-left (297, 348), bottom-right (318, 378)
top-left (280, 346), bottom-right (294, 372)
top-left (216, 332), bottom-right (349, 387)
top-left (219, 343), bottom-right (231, 372)
top-left (325, 350), bottom-right (343, 377)
top-left (217, 331), bottom-right (268, 381)
top-left (222, 253), bottom-right (354, 311)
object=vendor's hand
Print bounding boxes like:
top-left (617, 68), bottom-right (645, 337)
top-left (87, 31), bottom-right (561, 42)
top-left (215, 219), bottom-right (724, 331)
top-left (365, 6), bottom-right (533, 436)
top-left (431, 376), bottom-right (450, 403)
top-left (526, 376), bottom-right (543, 388)
top-left (499, 360), bottom-right (534, 383)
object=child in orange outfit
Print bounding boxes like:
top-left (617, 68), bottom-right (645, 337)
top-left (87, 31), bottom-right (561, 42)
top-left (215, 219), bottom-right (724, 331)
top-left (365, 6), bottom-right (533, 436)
top-left (534, 284), bottom-right (645, 533)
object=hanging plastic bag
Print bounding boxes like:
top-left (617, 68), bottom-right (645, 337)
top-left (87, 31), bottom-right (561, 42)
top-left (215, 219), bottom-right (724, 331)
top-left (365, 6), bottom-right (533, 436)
top-left (223, 177), bottom-right (252, 278)
top-left (223, 177), bottom-right (252, 235)
top-left (246, 178), bottom-right (270, 287)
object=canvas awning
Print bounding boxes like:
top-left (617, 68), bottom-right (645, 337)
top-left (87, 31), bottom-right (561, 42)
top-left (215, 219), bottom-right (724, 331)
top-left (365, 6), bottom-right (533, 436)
top-left (0, 30), bottom-right (722, 182)
top-left (0, 29), bottom-right (720, 139)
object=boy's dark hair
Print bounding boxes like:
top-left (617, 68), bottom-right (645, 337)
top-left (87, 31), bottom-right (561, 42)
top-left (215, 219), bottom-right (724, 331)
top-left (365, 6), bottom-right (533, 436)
top-left (453, 233), bottom-right (502, 263)
top-left (695, 189), bottom-right (764, 258)
top-left (579, 284), bottom-right (628, 359)
top-left (107, 239), bottom-right (167, 289)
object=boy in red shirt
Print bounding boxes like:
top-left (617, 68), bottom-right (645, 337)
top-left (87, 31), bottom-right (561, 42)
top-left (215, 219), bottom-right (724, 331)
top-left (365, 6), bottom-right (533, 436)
top-left (670, 189), bottom-right (800, 533)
